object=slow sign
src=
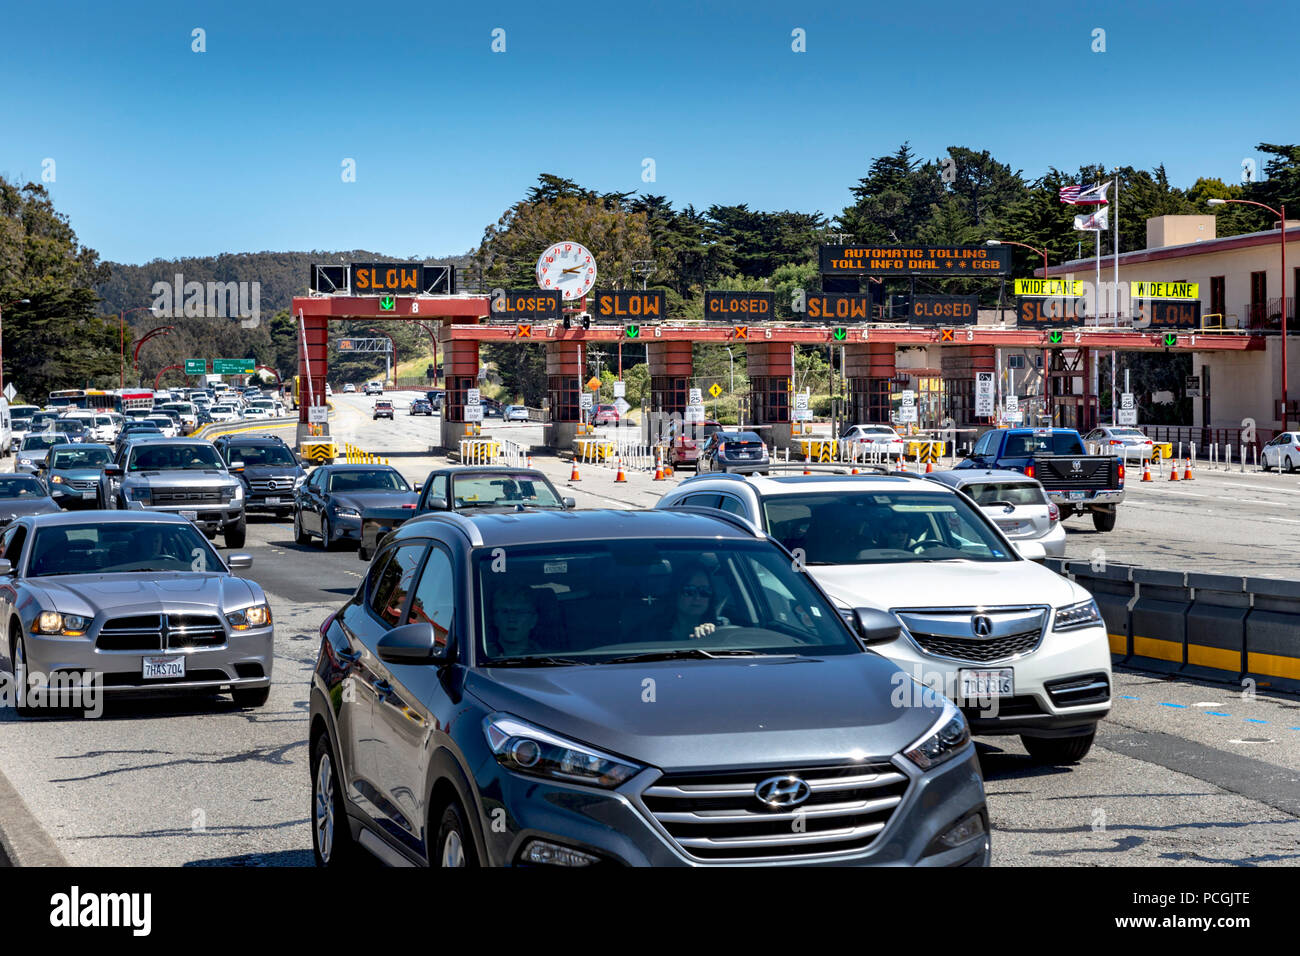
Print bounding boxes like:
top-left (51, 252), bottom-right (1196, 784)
top-left (705, 291), bottom-right (773, 320)
top-left (352, 263), bottom-right (423, 293)
top-left (1017, 296), bottom-right (1088, 328)
top-left (806, 294), bottom-right (872, 321)
top-left (1133, 299), bottom-right (1202, 329)
top-left (591, 290), bottom-right (665, 319)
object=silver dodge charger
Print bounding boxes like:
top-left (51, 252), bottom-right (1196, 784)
top-left (2, 512), bottom-right (273, 715)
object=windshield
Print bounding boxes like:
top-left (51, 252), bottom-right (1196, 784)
top-left (51, 447), bottom-right (113, 469)
top-left (963, 482), bottom-right (1046, 507)
top-left (0, 476), bottom-right (49, 498)
top-left (226, 444), bottom-right (296, 466)
top-left (1003, 432), bottom-right (1086, 457)
top-left (145, 417), bottom-right (174, 428)
top-left (56, 420), bottom-right (86, 433)
top-left (21, 434), bottom-right (67, 450)
top-left (327, 469), bottom-right (410, 493)
top-left (128, 444), bottom-right (225, 471)
top-left (1108, 428), bottom-right (1145, 439)
top-left (762, 491), bottom-right (1015, 565)
top-left (27, 521), bottom-right (223, 576)
top-left (451, 473), bottom-right (562, 509)
top-left (12, 418), bottom-right (31, 430)
top-left (474, 540), bottom-right (859, 663)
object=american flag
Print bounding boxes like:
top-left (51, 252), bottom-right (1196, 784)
top-left (1059, 180), bottom-right (1111, 205)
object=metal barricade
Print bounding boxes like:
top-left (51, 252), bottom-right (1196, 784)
top-left (459, 439), bottom-right (501, 465)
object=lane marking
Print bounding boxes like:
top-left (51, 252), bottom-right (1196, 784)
top-left (1158, 702), bottom-right (1188, 708)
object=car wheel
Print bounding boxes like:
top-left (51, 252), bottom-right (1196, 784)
top-left (311, 734), bottom-right (357, 867)
top-left (224, 516), bottom-right (247, 549)
top-left (231, 685), bottom-right (270, 707)
top-left (1288, 457), bottom-right (1295, 474)
top-left (433, 801), bottom-right (478, 868)
top-left (11, 627), bottom-right (35, 718)
top-left (294, 510), bottom-right (311, 545)
top-left (1263, 456), bottom-right (1273, 472)
top-left (1022, 731), bottom-right (1095, 764)
top-left (1092, 509), bottom-right (1117, 532)
top-left (358, 543), bottom-right (372, 561)
top-left (321, 515), bottom-right (334, 551)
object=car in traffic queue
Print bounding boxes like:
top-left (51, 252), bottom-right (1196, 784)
top-left (409, 399), bottom-right (434, 416)
top-left (592, 404), bottom-right (620, 426)
top-left (842, 424), bottom-right (907, 457)
top-left (208, 404), bottom-right (241, 424)
top-left (41, 443), bottom-right (115, 510)
top-left (9, 405), bottom-right (39, 421)
top-left (354, 466), bottom-right (576, 560)
top-left (113, 421), bottom-right (165, 458)
top-left (294, 464), bottom-right (417, 552)
top-left (159, 402), bottom-right (199, 433)
top-left (16, 432), bottom-right (74, 475)
top-left (53, 417), bottom-right (89, 443)
top-left (1261, 431), bottom-right (1300, 472)
top-left (655, 473), bottom-right (1111, 764)
top-left (10, 417), bottom-right (32, 444)
top-left (242, 405), bottom-right (273, 421)
top-left (343, 383), bottom-right (356, 394)
top-left (668, 419), bottom-right (723, 470)
top-left (144, 414), bottom-right (180, 439)
top-left (101, 439), bottom-right (248, 548)
top-left (1082, 425), bottom-right (1157, 462)
top-left (924, 468), bottom-right (1065, 559)
top-left (309, 508), bottom-right (989, 868)
top-left (2, 512), bottom-right (272, 713)
top-left (373, 400), bottom-right (395, 421)
top-left (213, 435), bottom-right (306, 519)
top-left (504, 405), bottom-right (528, 422)
top-left (0, 473), bottom-right (62, 529)
top-left (696, 430), bottom-right (771, 475)
top-left (363, 382), bottom-right (384, 396)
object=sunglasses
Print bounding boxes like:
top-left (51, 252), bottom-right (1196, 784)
top-left (681, 586), bottom-right (713, 599)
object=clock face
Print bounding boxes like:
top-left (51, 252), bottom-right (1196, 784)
top-left (535, 241), bottom-right (597, 300)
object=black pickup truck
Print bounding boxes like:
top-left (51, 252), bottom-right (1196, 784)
top-left (956, 427), bottom-right (1125, 531)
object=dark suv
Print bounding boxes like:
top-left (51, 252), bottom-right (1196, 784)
top-left (213, 435), bottom-right (307, 519)
top-left (308, 509), bottom-right (989, 868)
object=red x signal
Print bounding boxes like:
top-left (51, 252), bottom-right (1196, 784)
top-left (516, 324), bottom-right (532, 338)
top-left (940, 328), bottom-right (955, 342)
top-left (734, 326), bottom-right (748, 339)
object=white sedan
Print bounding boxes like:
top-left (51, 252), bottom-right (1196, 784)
top-left (1262, 432), bottom-right (1300, 472)
top-left (1083, 425), bottom-right (1156, 460)
top-left (841, 424), bottom-right (906, 455)
top-left (242, 406), bottom-right (272, 421)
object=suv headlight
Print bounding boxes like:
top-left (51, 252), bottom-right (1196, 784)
top-left (231, 483), bottom-right (244, 500)
top-left (903, 700), bottom-right (970, 770)
top-left (126, 486), bottom-right (151, 503)
top-left (333, 505), bottom-right (360, 518)
top-left (1054, 599), bottom-right (1101, 631)
top-left (483, 715), bottom-right (641, 788)
top-left (34, 611), bottom-right (91, 636)
top-left (226, 603), bottom-right (271, 629)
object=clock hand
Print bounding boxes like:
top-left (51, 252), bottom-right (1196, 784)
top-left (561, 266), bottom-right (582, 274)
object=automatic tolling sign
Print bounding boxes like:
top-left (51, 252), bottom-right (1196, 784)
top-left (352, 263), bottom-right (423, 293)
top-left (820, 245), bottom-right (1012, 276)
top-left (704, 291), bottom-right (774, 320)
top-left (1017, 296), bottom-right (1087, 328)
top-left (805, 294), bottom-right (872, 321)
top-left (591, 290), bottom-right (665, 319)
top-left (911, 295), bottom-right (979, 326)
top-left (490, 290), bottom-right (562, 321)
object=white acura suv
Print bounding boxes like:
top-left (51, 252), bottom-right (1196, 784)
top-left (656, 472), bottom-right (1111, 764)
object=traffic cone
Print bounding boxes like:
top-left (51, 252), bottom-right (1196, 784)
top-left (851, 466), bottom-right (860, 474)
top-left (653, 454), bottom-right (665, 480)
top-left (615, 459), bottom-right (627, 482)
top-left (1183, 457), bottom-right (1193, 480)
top-left (527, 455), bottom-right (534, 469)
top-left (925, 460), bottom-right (933, 473)
top-left (1169, 462), bottom-right (1180, 481)
top-left (803, 465), bottom-right (811, 475)
top-left (570, 461), bottom-right (581, 482)
top-left (1142, 461), bottom-right (1152, 482)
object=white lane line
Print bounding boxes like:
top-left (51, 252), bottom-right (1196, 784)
top-left (1138, 489), bottom-right (1206, 498)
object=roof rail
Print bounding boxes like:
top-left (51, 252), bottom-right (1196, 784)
top-left (404, 511), bottom-right (485, 547)
top-left (677, 472), bottom-right (750, 484)
top-left (661, 504), bottom-right (765, 539)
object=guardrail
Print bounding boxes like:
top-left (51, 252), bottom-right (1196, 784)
top-left (1044, 558), bottom-right (1300, 693)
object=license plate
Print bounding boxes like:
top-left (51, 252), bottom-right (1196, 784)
top-left (81, 491), bottom-right (96, 499)
top-left (996, 520), bottom-right (1024, 532)
top-left (958, 668), bottom-right (1013, 699)
top-left (180, 510), bottom-right (198, 521)
top-left (142, 655), bottom-right (185, 679)
top-left (1068, 490), bottom-right (1087, 501)
top-left (265, 497), bottom-right (282, 504)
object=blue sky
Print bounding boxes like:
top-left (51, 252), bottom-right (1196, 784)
top-left (3, 0), bottom-right (1295, 264)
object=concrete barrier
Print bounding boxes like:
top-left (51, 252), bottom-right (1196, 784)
top-left (1244, 576), bottom-right (1300, 694)
top-left (1184, 573), bottom-right (1248, 682)
top-left (1128, 568), bottom-right (1188, 674)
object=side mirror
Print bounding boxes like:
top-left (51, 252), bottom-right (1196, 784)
top-left (104, 465), bottom-right (123, 477)
top-left (563, 496), bottom-right (576, 509)
top-left (853, 607), bottom-right (902, 645)
top-left (1014, 540), bottom-right (1047, 562)
top-left (0, 559), bottom-right (12, 576)
top-left (424, 496), bottom-right (449, 511)
top-left (226, 553), bottom-right (254, 570)
top-left (376, 621), bottom-right (451, 664)
top-left (415, 483), bottom-right (424, 493)
top-left (229, 461), bottom-right (245, 472)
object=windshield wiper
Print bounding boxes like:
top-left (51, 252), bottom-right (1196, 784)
top-left (482, 655), bottom-right (589, 667)
top-left (602, 648), bottom-right (765, 664)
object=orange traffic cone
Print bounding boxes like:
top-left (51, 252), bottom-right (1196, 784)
top-left (925, 460), bottom-right (933, 473)
top-left (803, 465), bottom-right (812, 475)
top-left (1141, 461), bottom-right (1152, 482)
top-left (527, 455), bottom-right (533, 469)
top-left (1169, 462), bottom-right (1180, 481)
top-left (1183, 457), bottom-right (1193, 480)
top-left (895, 456), bottom-right (905, 471)
top-left (570, 461), bottom-right (581, 482)
top-left (850, 466), bottom-right (860, 474)
top-left (653, 453), bottom-right (665, 480)
top-left (615, 459), bottom-right (627, 482)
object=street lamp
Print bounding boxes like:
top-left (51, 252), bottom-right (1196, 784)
top-left (1208, 198), bottom-right (1289, 428)
top-left (0, 298), bottom-right (32, 395)
top-left (120, 306), bottom-right (157, 389)
top-left (986, 239), bottom-right (1049, 280)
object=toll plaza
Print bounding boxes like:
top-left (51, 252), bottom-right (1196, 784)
top-left (292, 250), bottom-right (1265, 455)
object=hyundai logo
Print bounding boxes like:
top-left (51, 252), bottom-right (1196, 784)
top-left (754, 775), bottom-right (811, 809)
top-left (972, 614), bottom-right (994, 637)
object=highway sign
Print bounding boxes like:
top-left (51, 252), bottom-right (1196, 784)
top-left (379, 296), bottom-right (395, 311)
top-left (464, 404), bottom-right (483, 422)
top-left (579, 392), bottom-right (594, 409)
top-left (688, 388), bottom-right (703, 405)
top-left (307, 405), bottom-right (329, 424)
top-left (185, 359), bottom-right (206, 375)
top-left (1005, 394), bottom-right (1019, 413)
top-left (613, 381), bottom-right (626, 398)
top-left (212, 358), bottom-right (254, 374)
top-left (820, 244), bottom-right (1012, 277)
top-left (975, 372), bottom-right (995, 416)
top-left (587, 376), bottom-right (602, 392)
top-left (466, 388), bottom-right (481, 406)
top-left (2, 383), bottom-right (14, 402)
top-left (897, 406), bottom-right (917, 423)
top-left (613, 398), bottom-right (631, 415)
top-left (1121, 393), bottom-right (1134, 410)
top-left (685, 405), bottom-right (705, 423)
top-left (709, 383), bottom-right (723, 398)
top-left (1116, 408), bottom-right (1138, 425)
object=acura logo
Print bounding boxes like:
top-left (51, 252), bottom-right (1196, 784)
top-left (754, 775), bottom-right (811, 809)
top-left (972, 614), bottom-right (993, 637)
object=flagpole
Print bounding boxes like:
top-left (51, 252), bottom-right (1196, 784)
top-left (1113, 168), bottom-right (1120, 326)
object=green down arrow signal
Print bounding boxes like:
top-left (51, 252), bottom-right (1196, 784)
top-left (1164, 333), bottom-right (1177, 347)
top-left (380, 295), bottom-right (395, 311)
top-left (1049, 330), bottom-right (1063, 344)
top-left (832, 327), bottom-right (847, 341)
top-left (625, 325), bottom-right (640, 338)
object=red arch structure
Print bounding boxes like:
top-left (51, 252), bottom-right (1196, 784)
top-left (155, 364), bottom-right (184, 390)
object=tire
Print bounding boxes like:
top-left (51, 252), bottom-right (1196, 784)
top-left (294, 510), bottom-right (311, 545)
top-left (224, 516), bottom-right (247, 549)
top-left (1092, 509), bottom-right (1117, 532)
top-left (311, 734), bottom-right (357, 867)
top-left (1263, 457), bottom-right (1273, 472)
top-left (1022, 731), bottom-right (1095, 764)
top-left (358, 544), bottom-right (372, 562)
top-left (11, 628), bottom-right (35, 718)
top-left (433, 801), bottom-right (478, 868)
top-left (1288, 457), bottom-right (1295, 474)
top-left (321, 515), bottom-right (334, 551)
top-left (231, 685), bottom-right (270, 707)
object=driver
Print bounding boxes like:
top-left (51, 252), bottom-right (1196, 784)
top-left (490, 588), bottom-right (543, 656)
top-left (875, 511), bottom-right (918, 552)
top-left (668, 564), bottom-right (730, 640)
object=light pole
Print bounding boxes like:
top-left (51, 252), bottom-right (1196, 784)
top-left (120, 306), bottom-right (156, 389)
top-left (366, 329), bottom-right (397, 385)
top-left (0, 298), bottom-right (32, 396)
top-left (1208, 198), bottom-right (1289, 429)
top-left (133, 326), bottom-right (175, 384)
top-left (985, 238), bottom-right (1049, 282)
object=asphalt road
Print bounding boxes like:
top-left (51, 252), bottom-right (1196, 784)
top-left (1, 396), bottom-right (1298, 866)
